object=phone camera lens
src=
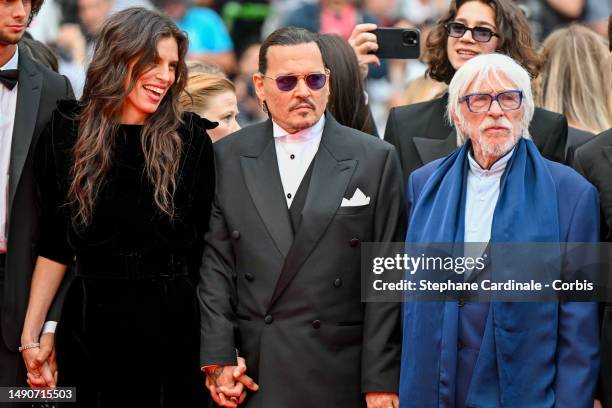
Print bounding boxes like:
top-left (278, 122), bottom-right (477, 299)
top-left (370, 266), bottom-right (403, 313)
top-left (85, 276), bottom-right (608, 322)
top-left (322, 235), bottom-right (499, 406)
top-left (402, 31), bottom-right (418, 46)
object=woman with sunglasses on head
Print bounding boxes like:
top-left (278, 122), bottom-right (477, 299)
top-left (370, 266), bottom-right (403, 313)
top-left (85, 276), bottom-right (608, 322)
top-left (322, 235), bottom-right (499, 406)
top-left (20, 8), bottom-right (215, 407)
top-left (351, 0), bottom-right (568, 182)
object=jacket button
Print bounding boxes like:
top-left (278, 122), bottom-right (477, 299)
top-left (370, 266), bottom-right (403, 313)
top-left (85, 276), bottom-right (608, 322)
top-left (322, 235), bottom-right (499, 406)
top-left (245, 272), bottom-right (254, 282)
top-left (333, 278), bottom-right (342, 288)
top-left (232, 230), bottom-right (240, 239)
top-left (312, 320), bottom-right (321, 329)
top-left (264, 314), bottom-right (273, 324)
top-left (349, 238), bottom-right (360, 247)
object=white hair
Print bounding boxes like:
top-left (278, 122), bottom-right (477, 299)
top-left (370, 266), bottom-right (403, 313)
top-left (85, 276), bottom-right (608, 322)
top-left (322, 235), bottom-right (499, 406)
top-left (446, 53), bottom-right (535, 146)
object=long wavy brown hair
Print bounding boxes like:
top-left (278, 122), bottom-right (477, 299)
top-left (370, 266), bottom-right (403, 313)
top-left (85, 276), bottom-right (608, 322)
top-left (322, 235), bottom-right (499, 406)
top-left (424, 0), bottom-right (540, 84)
top-left (534, 24), bottom-right (612, 134)
top-left (69, 7), bottom-right (188, 226)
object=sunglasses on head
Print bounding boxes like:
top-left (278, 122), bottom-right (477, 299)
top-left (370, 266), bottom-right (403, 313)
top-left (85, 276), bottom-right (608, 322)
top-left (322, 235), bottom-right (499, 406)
top-left (262, 70), bottom-right (329, 92)
top-left (445, 21), bottom-right (499, 43)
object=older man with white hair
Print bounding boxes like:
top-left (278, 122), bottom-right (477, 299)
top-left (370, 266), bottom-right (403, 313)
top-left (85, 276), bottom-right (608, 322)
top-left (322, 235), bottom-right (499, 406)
top-left (399, 53), bottom-right (600, 408)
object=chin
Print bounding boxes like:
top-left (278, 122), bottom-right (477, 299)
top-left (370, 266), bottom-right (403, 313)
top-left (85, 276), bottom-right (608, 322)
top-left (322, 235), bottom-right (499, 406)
top-left (481, 139), bottom-right (517, 158)
top-left (292, 118), bottom-right (316, 130)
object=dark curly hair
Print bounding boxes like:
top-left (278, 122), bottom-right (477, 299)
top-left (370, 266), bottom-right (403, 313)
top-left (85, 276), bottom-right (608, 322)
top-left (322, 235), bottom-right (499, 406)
top-left (424, 0), bottom-right (540, 84)
top-left (29, 0), bottom-right (44, 22)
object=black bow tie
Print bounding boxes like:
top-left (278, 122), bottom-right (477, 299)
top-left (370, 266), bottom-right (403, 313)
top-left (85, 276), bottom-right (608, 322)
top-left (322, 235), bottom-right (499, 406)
top-left (0, 69), bottom-right (18, 90)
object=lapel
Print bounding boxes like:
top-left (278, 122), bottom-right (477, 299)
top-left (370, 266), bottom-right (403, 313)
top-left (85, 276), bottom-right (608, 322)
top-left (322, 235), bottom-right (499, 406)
top-left (240, 120), bottom-right (294, 257)
top-left (413, 131), bottom-right (457, 164)
top-left (8, 52), bottom-right (42, 211)
top-left (413, 94), bottom-right (457, 165)
top-left (603, 146), bottom-right (612, 167)
top-left (268, 115), bottom-right (356, 307)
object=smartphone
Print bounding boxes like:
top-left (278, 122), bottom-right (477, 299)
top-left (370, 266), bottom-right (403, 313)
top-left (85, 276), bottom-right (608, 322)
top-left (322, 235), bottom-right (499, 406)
top-left (372, 28), bottom-right (421, 59)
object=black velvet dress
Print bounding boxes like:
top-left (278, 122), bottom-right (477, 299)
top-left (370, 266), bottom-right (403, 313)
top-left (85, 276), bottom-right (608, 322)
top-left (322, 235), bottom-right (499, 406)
top-left (34, 100), bottom-right (215, 407)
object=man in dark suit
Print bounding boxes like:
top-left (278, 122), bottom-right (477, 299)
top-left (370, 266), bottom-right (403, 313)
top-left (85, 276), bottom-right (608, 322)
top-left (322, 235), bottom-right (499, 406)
top-left (0, 0), bottom-right (73, 395)
top-left (198, 27), bottom-right (404, 407)
top-left (378, 0), bottom-right (568, 183)
top-left (575, 129), bottom-right (612, 408)
top-left (574, 16), bottom-right (612, 407)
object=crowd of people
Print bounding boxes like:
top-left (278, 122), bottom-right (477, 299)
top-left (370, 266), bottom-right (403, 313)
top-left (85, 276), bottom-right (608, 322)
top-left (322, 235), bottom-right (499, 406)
top-left (0, 0), bottom-right (612, 407)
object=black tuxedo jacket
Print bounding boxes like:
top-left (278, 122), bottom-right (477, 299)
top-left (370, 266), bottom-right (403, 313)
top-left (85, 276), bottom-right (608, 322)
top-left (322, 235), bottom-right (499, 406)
top-left (573, 128), bottom-right (612, 407)
top-left (0, 51), bottom-right (73, 352)
top-left (384, 94), bottom-right (568, 183)
top-left (198, 114), bottom-right (405, 407)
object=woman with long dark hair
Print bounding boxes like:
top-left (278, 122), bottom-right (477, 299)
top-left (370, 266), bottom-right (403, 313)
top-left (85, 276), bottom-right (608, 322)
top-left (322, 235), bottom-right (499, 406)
top-left (316, 33), bottom-right (377, 136)
top-left (20, 8), bottom-right (215, 406)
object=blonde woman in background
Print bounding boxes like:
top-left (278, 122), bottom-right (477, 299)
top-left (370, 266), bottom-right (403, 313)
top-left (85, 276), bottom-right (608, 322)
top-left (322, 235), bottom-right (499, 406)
top-left (534, 24), bottom-right (612, 163)
top-left (180, 69), bottom-right (241, 142)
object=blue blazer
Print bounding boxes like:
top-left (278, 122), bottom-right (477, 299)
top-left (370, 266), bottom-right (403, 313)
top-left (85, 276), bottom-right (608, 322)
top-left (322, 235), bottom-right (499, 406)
top-left (400, 157), bottom-right (600, 408)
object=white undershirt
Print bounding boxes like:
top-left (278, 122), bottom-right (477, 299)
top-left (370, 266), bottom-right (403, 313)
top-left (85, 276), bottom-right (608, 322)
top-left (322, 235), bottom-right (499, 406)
top-left (273, 116), bottom-right (325, 208)
top-left (0, 48), bottom-right (18, 253)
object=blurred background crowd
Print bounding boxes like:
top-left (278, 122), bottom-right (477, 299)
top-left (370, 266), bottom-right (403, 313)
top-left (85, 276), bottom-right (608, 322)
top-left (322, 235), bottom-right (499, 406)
top-left (25, 0), bottom-right (612, 136)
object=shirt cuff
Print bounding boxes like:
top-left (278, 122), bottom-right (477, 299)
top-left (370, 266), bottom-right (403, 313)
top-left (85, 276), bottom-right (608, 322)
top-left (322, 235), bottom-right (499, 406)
top-left (41, 321), bottom-right (57, 335)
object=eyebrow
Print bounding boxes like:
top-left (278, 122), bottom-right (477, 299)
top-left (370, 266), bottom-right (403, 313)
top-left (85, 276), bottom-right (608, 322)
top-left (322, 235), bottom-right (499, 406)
top-left (454, 18), bottom-right (496, 29)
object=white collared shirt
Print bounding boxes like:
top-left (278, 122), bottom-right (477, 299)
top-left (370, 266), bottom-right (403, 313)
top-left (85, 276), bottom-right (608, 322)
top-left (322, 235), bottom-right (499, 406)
top-left (273, 115), bottom-right (325, 208)
top-left (464, 147), bottom-right (514, 243)
top-left (0, 48), bottom-right (19, 253)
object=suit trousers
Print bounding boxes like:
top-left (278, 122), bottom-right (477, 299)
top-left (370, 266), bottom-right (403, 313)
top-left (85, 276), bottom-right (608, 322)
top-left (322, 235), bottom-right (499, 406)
top-left (0, 259), bottom-right (30, 408)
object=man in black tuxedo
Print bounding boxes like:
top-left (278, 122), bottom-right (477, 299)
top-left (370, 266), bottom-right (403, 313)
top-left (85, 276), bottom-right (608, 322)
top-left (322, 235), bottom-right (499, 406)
top-left (573, 15), bottom-right (612, 407)
top-left (0, 0), bottom-right (73, 396)
top-left (377, 0), bottom-right (568, 183)
top-left (574, 127), bottom-right (612, 408)
top-left (199, 27), bottom-right (404, 407)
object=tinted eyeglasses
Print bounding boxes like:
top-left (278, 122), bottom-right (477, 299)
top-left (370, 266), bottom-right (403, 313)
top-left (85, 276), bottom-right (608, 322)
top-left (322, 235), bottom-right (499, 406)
top-left (445, 22), bottom-right (499, 43)
top-left (262, 70), bottom-right (329, 92)
top-left (460, 90), bottom-right (523, 113)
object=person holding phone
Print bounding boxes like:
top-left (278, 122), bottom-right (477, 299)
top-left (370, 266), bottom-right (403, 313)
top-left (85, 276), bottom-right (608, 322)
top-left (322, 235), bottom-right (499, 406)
top-left (350, 0), bottom-right (569, 184)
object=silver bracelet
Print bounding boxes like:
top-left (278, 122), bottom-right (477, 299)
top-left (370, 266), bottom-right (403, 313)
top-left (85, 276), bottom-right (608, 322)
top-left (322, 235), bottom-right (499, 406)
top-left (18, 342), bottom-right (40, 352)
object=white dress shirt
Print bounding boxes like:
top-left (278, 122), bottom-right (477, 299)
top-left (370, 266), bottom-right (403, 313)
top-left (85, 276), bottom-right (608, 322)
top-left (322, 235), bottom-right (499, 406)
top-left (273, 116), bottom-right (325, 208)
top-left (0, 48), bottom-right (19, 253)
top-left (464, 148), bottom-right (514, 243)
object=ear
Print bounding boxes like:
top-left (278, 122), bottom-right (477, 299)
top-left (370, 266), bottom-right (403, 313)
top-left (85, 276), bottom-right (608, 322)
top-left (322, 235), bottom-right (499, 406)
top-left (252, 72), bottom-right (266, 105)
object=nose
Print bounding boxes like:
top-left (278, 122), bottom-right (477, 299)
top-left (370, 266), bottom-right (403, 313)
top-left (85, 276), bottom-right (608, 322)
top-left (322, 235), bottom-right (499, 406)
top-left (488, 99), bottom-right (504, 117)
top-left (293, 77), bottom-right (311, 98)
top-left (459, 28), bottom-right (476, 43)
top-left (156, 65), bottom-right (172, 84)
top-left (13, 0), bottom-right (28, 19)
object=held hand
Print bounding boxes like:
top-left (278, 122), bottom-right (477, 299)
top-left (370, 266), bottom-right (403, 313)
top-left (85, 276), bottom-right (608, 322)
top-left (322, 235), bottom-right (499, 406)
top-left (206, 366), bottom-right (238, 407)
top-left (231, 357), bottom-right (259, 393)
top-left (348, 23), bottom-right (381, 81)
top-left (21, 333), bottom-right (57, 388)
top-left (205, 357), bottom-right (258, 407)
top-left (366, 392), bottom-right (399, 408)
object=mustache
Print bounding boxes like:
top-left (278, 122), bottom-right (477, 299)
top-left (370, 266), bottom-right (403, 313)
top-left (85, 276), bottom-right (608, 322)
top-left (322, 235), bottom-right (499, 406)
top-left (479, 117), bottom-right (513, 132)
top-left (290, 99), bottom-right (315, 110)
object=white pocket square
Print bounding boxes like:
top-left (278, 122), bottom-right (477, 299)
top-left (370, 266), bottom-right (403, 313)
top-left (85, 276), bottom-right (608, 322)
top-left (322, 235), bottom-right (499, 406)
top-left (341, 188), bottom-right (370, 207)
